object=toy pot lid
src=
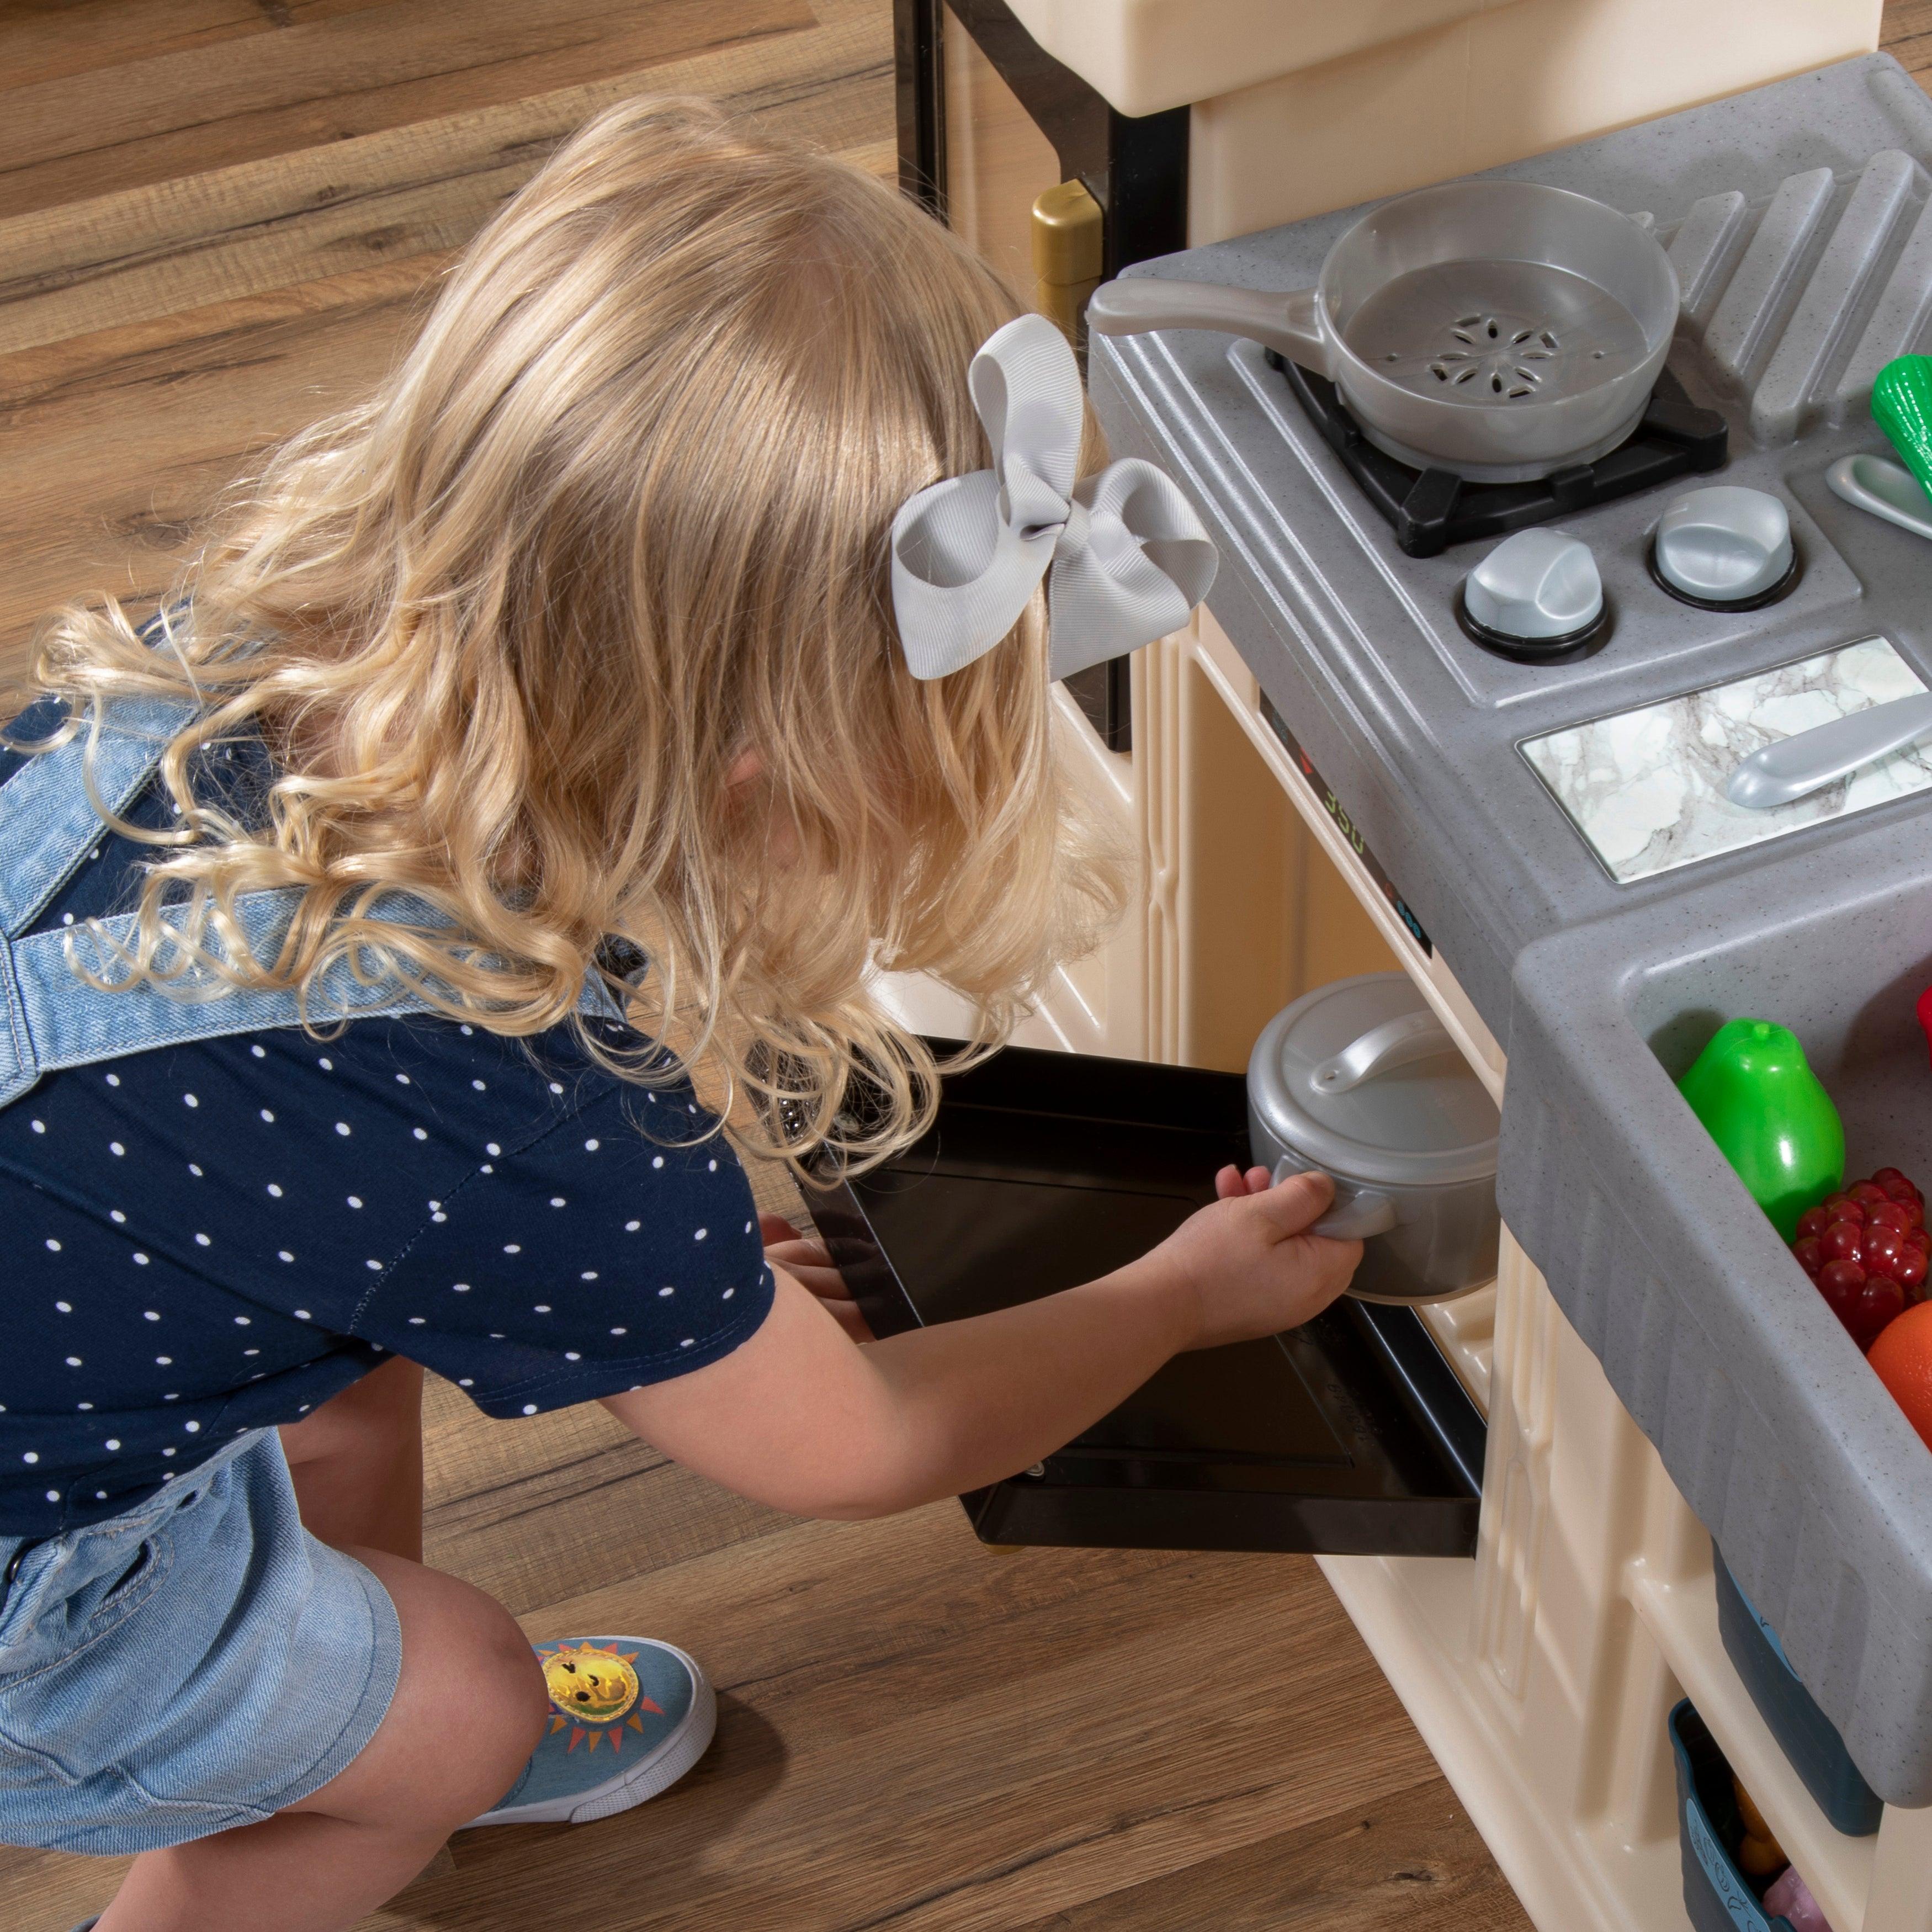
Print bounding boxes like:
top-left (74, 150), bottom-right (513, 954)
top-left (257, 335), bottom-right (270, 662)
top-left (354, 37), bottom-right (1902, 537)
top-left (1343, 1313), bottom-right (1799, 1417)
top-left (1247, 973), bottom-right (1499, 1190)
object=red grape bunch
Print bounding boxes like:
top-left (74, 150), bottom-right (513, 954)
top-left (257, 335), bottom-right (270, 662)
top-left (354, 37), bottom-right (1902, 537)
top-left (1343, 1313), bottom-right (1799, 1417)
top-left (1792, 1169), bottom-right (1929, 1350)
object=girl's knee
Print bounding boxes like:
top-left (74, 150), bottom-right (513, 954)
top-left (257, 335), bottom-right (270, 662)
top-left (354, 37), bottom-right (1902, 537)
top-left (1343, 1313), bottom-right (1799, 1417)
top-left (339, 1557), bottom-right (546, 1828)
top-left (421, 1580), bottom-right (547, 1797)
top-left (486, 1606), bottom-right (551, 1753)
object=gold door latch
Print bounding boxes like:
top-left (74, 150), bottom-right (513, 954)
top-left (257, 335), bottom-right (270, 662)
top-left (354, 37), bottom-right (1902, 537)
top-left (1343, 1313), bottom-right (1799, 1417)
top-left (1032, 178), bottom-right (1102, 345)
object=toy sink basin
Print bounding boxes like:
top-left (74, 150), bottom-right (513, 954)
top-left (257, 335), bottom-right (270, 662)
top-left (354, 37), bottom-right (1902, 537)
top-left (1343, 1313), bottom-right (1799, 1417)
top-left (1500, 809), bottom-right (1932, 1804)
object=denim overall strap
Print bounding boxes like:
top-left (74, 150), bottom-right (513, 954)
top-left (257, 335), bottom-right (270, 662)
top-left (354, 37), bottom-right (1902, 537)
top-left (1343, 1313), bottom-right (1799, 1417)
top-left (0, 694), bottom-right (623, 1112)
top-left (0, 692), bottom-right (359, 1108)
top-left (5, 893), bottom-right (443, 1103)
top-left (3, 901), bottom-right (622, 1111)
top-left (0, 693), bottom-right (200, 939)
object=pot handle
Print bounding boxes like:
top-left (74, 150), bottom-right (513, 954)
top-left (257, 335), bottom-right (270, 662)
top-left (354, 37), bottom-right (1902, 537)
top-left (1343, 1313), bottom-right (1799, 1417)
top-left (1087, 278), bottom-right (1331, 375)
top-left (1271, 1159), bottom-right (1399, 1239)
top-left (1312, 1011), bottom-right (1455, 1095)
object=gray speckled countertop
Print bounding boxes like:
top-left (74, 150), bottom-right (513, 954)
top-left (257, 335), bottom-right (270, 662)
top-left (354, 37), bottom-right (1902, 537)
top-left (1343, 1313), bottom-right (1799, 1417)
top-left (1090, 53), bottom-right (1932, 1042)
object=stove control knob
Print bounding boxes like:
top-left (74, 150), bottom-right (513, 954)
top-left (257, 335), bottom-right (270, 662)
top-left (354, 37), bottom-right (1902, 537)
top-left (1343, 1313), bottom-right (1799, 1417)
top-left (1653, 486), bottom-right (1793, 603)
top-left (1462, 530), bottom-right (1603, 642)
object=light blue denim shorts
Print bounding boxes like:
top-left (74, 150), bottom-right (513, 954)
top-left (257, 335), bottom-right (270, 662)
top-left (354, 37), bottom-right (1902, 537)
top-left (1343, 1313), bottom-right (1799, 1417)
top-left (0, 1429), bottom-right (401, 1855)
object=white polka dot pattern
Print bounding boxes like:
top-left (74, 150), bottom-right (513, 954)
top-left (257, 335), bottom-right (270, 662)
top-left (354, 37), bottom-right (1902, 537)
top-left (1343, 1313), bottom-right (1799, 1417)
top-left (0, 729), bottom-right (771, 1535)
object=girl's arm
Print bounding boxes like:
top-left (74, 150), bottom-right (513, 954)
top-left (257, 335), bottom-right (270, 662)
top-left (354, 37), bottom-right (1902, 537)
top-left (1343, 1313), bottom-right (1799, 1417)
top-left (599, 1167), bottom-right (1358, 1520)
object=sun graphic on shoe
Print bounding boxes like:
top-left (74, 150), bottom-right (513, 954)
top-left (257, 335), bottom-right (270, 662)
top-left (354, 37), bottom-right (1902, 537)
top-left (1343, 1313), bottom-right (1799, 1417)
top-left (540, 1641), bottom-right (664, 1754)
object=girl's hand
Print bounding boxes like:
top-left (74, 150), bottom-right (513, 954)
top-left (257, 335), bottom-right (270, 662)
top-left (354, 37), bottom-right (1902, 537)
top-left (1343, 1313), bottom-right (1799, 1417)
top-left (1146, 1167), bottom-right (1361, 1352)
top-left (759, 1212), bottom-right (873, 1341)
top-left (1214, 1163), bottom-right (1277, 1200)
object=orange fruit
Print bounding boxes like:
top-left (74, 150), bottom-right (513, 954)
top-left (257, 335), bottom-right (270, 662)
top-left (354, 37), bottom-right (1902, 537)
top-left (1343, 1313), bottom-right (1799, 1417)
top-left (1869, 1301), bottom-right (1932, 1452)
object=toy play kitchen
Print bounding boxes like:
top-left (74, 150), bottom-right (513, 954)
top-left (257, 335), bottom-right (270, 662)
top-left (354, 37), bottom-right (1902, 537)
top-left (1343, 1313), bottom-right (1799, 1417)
top-left (901, 0), bottom-right (1878, 748)
top-left (858, 29), bottom-right (1932, 1932)
top-left (1079, 45), bottom-right (1932, 1932)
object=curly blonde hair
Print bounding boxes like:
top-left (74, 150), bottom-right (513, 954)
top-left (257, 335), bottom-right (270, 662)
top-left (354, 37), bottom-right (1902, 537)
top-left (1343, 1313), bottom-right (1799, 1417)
top-left (14, 96), bottom-right (1128, 1175)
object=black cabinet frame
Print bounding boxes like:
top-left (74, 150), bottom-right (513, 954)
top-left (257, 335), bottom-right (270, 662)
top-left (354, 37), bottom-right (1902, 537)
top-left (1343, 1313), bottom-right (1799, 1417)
top-left (893, 0), bottom-right (1189, 274)
top-left (893, 0), bottom-right (1190, 752)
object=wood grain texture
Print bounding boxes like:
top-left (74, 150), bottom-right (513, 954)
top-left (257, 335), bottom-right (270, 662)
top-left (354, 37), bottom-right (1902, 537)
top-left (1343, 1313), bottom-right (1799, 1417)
top-left (0, 0), bottom-right (891, 684)
top-left (1889, 1), bottom-right (1932, 78)
top-left (422, 1375), bottom-right (790, 1618)
top-left (0, 255), bottom-right (438, 680)
top-left (0, 0), bottom-right (891, 356)
top-left (384, 1524), bottom-right (1464, 1932)
top-left (0, 0), bottom-right (816, 216)
top-left (1007, 1778), bottom-right (1531, 1932)
top-left (2, 0), bottom-right (295, 94)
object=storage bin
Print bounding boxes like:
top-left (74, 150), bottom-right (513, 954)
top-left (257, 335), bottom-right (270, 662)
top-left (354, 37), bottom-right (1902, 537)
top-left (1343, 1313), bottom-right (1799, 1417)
top-left (1715, 1553), bottom-right (1884, 1838)
top-left (1669, 1700), bottom-right (1799, 1932)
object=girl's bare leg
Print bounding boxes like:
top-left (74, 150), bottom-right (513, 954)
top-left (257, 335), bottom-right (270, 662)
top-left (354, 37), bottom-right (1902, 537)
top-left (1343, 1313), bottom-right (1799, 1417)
top-left (94, 1549), bottom-right (547, 1932)
top-left (280, 1356), bottom-right (426, 1562)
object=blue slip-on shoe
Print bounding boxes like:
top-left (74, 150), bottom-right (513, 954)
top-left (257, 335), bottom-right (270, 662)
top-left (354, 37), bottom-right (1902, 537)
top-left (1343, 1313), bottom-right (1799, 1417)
top-left (466, 1636), bottom-right (715, 1828)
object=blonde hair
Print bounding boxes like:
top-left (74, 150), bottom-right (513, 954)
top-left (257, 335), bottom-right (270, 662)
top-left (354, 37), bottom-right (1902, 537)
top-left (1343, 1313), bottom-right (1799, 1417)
top-left (15, 97), bottom-right (1128, 1175)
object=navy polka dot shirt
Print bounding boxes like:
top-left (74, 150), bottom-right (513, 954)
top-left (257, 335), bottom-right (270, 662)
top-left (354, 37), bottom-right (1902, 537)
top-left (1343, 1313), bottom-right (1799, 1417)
top-left (0, 715), bottom-right (775, 1537)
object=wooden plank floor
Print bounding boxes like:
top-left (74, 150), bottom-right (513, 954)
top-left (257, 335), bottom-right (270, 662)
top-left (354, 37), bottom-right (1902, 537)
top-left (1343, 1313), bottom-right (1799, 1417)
top-left (10, 3), bottom-right (1924, 1925)
top-left (0, 0), bottom-right (894, 690)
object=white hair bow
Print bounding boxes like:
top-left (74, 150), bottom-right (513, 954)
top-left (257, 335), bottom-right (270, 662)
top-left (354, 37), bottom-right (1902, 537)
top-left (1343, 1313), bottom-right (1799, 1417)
top-left (889, 312), bottom-right (1217, 681)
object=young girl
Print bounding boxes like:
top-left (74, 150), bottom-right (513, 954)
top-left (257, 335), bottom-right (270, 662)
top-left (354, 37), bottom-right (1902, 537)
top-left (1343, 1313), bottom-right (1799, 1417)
top-left (0, 98), bottom-right (1359, 1931)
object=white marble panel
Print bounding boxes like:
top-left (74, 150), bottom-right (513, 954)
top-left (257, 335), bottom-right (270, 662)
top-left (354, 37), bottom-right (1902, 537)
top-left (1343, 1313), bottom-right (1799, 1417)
top-left (1519, 636), bottom-right (1932, 883)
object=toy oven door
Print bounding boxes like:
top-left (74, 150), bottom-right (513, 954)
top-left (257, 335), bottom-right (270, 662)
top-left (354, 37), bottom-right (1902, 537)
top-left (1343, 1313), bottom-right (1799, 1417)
top-left (814, 1044), bottom-right (1484, 1557)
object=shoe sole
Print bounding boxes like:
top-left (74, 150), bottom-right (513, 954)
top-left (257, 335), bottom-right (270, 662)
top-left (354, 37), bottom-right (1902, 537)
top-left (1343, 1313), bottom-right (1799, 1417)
top-left (465, 1642), bottom-right (717, 1828)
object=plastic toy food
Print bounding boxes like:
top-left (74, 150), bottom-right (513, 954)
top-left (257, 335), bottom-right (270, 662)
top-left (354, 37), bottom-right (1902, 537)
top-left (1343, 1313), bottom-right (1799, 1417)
top-left (1868, 1301), bottom-right (1932, 1453)
top-left (1764, 1864), bottom-right (1835, 1932)
top-left (1678, 1019), bottom-right (1845, 1240)
top-left (1872, 354), bottom-right (1932, 501)
top-left (1731, 1772), bottom-right (1786, 1877)
top-left (1792, 1169), bottom-right (1929, 1350)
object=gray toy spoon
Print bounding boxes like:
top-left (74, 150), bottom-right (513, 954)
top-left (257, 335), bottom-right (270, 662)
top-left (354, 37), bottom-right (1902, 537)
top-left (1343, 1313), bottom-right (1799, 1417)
top-left (1726, 690), bottom-right (1932, 810)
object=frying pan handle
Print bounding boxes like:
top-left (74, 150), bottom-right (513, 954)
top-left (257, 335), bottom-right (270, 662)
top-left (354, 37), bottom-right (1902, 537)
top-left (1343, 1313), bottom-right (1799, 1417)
top-left (1270, 1159), bottom-right (1398, 1240)
top-left (1087, 278), bottom-right (1331, 376)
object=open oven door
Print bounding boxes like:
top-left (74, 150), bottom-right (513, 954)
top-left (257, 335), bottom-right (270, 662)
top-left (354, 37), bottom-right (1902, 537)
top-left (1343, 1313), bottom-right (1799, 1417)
top-left (813, 1044), bottom-right (1484, 1557)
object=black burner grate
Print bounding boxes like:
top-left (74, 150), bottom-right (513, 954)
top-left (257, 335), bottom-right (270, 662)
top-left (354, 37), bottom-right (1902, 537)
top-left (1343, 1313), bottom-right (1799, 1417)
top-left (1267, 352), bottom-right (1728, 558)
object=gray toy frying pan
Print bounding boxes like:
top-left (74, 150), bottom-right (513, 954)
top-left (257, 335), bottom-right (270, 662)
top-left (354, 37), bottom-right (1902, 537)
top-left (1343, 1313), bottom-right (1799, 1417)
top-left (1089, 178), bottom-right (1680, 486)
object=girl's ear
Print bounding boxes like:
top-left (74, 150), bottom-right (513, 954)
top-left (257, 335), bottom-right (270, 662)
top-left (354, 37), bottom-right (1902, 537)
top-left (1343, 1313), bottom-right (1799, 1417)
top-left (724, 747), bottom-right (766, 790)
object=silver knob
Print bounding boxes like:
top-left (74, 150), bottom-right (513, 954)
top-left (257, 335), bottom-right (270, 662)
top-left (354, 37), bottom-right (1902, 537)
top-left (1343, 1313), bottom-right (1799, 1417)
top-left (1654, 486), bottom-right (1792, 602)
top-left (1462, 529), bottom-right (1602, 641)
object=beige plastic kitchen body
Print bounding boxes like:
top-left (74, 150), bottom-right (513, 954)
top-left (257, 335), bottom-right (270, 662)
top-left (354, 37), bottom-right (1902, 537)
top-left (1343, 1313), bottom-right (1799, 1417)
top-left (1185, 0), bottom-right (1882, 244)
top-left (1002, 0), bottom-right (1498, 120)
top-left (1001, 1), bottom-right (1878, 238)
top-left (1151, 603), bottom-right (1930, 1931)
top-left (1088, 181), bottom-right (1679, 483)
top-left (1325, 1230), bottom-right (1932, 1932)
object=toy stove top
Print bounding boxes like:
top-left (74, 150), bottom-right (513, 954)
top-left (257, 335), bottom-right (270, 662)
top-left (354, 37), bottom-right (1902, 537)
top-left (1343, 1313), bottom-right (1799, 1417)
top-left (1211, 130), bottom-right (1932, 714)
top-left (1088, 54), bottom-right (1932, 1028)
top-left (1270, 355), bottom-right (1729, 559)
